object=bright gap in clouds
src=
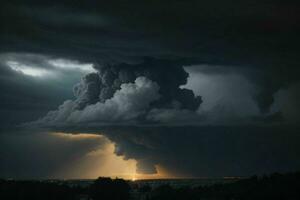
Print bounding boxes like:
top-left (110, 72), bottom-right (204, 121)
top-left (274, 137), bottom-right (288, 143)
top-left (4, 53), bottom-right (96, 78)
top-left (7, 61), bottom-right (52, 77)
top-left (48, 59), bottom-right (96, 73)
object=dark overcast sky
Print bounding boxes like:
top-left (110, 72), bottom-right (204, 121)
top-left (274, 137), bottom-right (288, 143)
top-left (0, 0), bottom-right (300, 178)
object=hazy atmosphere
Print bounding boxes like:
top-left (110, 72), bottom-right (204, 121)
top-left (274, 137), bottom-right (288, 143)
top-left (1, 0), bottom-right (300, 180)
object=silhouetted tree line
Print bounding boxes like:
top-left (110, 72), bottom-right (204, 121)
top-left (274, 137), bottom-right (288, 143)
top-left (1, 171), bottom-right (300, 200)
top-left (0, 179), bottom-right (78, 200)
top-left (0, 177), bottom-right (130, 200)
top-left (90, 177), bottom-right (130, 200)
top-left (147, 172), bottom-right (300, 200)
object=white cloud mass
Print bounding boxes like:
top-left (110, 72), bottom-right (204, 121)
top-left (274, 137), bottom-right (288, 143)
top-left (34, 76), bottom-right (160, 125)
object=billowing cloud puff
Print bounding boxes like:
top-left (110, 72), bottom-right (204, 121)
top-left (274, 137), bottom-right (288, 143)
top-left (69, 77), bottom-right (160, 123)
top-left (34, 77), bottom-right (160, 125)
top-left (32, 59), bottom-right (202, 126)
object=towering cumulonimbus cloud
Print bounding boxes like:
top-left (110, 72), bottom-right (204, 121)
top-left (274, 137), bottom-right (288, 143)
top-left (31, 58), bottom-right (202, 174)
top-left (34, 58), bottom-right (202, 125)
top-left (30, 57), bottom-right (300, 175)
top-left (76, 58), bottom-right (202, 111)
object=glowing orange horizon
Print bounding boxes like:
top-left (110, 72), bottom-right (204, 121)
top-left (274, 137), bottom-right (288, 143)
top-left (50, 132), bottom-right (174, 180)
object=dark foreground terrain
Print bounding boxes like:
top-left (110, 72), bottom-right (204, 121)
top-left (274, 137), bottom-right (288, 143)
top-left (1, 171), bottom-right (300, 200)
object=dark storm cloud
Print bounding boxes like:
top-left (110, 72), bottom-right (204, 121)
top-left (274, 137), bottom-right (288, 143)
top-left (107, 125), bottom-right (300, 177)
top-left (4, 125), bottom-right (300, 177)
top-left (2, 0), bottom-right (300, 113)
top-left (28, 58), bottom-right (202, 174)
top-left (1, 0), bottom-right (300, 177)
top-left (29, 60), bottom-right (300, 174)
top-left (89, 59), bottom-right (201, 111)
top-left (38, 125), bottom-right (300, 177)
top-left (33, 58), bottom-right (201, 126)
top-left (1, 0), bottom-right (299, 62)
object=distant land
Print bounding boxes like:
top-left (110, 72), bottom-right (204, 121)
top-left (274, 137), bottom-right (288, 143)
top-left (1, 171), bottom-right (300, 200)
